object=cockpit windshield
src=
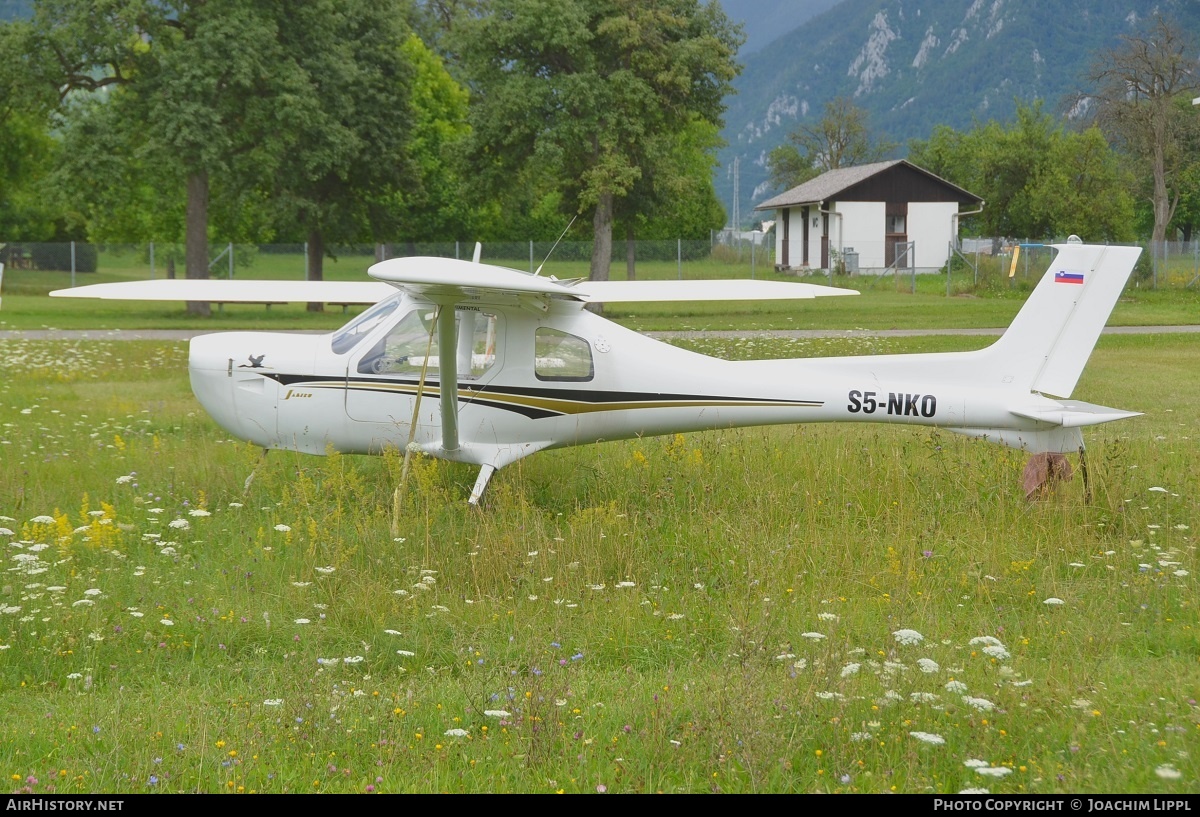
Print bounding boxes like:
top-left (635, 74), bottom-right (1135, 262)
top-left (330, 294), bottom-right (403, 354)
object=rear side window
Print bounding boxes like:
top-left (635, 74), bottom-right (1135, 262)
top-left (534, 328), bottom-right (593, 381)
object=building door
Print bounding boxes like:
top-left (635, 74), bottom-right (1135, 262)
top-left (781, 208), bottom-right (790, 267)
top-left (821, 212), bottom-right (829, 269)
top-left (801, 206), bottom-right (809, 268)
top-left (885, 202), bottom-right (908, 267)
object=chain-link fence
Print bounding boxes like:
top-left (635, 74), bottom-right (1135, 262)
top-left (2, 236), bottom-right (1195, 295)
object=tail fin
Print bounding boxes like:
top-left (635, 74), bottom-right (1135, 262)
top-left (979, 241), bottom-right (1142, 398)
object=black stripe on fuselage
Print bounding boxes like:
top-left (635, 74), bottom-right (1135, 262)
top-left (261, 372), bottom-right (822, 419)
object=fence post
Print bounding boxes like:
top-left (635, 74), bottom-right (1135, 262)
top-left (303, 242), bottom-right (308, 279)
top-left (529, 240), bottom-right (533, 274)
top-left (947, 240), bottom-right (952, 297)
top-left (751, 239), bottom-right (756, 279)
top-left (228, 242), bottom-right (233, 279)
top-left (455, 240), bottom-right (459, 261)
top-left (150, 242), bottom-right (155, 279)
top-left (71, 241), bottom-right (76, 288)
top-left (677, 238), bottom-right (681, 279)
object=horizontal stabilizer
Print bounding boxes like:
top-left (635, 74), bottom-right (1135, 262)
top-left (50, 279), bottom-right (394, 304)
top-left (1010, 400), bottom-right (1142, 428)
top-left (575, 279), bottom-right (858, 303)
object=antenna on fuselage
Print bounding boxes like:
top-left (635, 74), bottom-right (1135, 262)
top-left (472, 242), bottom-right (482, 264)
top-left (534, 215), bottom-right (578, 276)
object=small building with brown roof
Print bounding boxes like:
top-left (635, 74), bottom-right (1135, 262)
top-left (753, 160), bottom-right (983, 274)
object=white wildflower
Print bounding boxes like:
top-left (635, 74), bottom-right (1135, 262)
top-left (343, 656), bottom-right (364, 664)
top-left (1155, 764), bottom-right (1182, 781)
top-left (840, 662), bottom-right (861, 678)
top-left (800, 632), bottom-right (825, 640)
top-left (444, 728), bottom-right (469, 738)
top-left (945, 680), bottom-right (968, 694)
top-left (263, 699), bottom-right (283, 706)
top-left (160, 618), bottom-right (173, 626)
top-left (909, 731), bottom-right (945, 745)
top-left (893, 628), bottom-right (924, 645)
top-left (484, 710), bottom-right (510, 718)
top-left (396, 650), bottom-right (415, 657)
top-left (188, 509), bottom-right (211, 517)
top-left (315, 566), bottom-right (335, 574)
top-left (1043, 597), bottom-right (1065, 606)
top-left (982, 645), bottom-right (1011, 660)
top-left (30, 515), bottom-right (56, 524)
top-left (294, 618), bottom-right (311, 625)
top-left (84, 588), bottom-right (102, 596)
top-left (168, 519), bottom-right (189, 530)
top-left (963, 696), bottom-right (995, 712)
top-left (274, 524), bottom-right (291, 532)
top-left (917, 658), bottom-right (940, 674)
top-left (975, 767), bottom-right (1013, 778)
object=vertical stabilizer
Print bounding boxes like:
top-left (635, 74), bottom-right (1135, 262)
top-left (979, 242), bottom-right (1141, 398)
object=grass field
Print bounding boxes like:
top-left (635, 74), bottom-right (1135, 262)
top-left (0, 329), bottom-right (1195, 794)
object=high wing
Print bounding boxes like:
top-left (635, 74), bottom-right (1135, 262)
top-left (367, 256), bottom-right (857, 302)
top-left (50, 258), bottom-right (858, 305)
top-left (50, 279), bottom-right (395, 304)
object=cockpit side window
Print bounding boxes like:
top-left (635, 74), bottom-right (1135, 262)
top-left (331, 296), bottom-right (401, 354)
top-left (534, 328), bottom-right (593, 381)
top-left (357, 307), bottom-right (498, 379)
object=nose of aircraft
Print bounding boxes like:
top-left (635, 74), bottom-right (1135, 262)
top-left (188, 332), bottom-right (321, 447)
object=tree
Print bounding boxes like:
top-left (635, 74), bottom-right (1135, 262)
top-left (908, 102), bottom-right (1135, 243)
top-left (25, 0), bottom-right (311, 314)
top-left (264, 0), bottom-right (417, 311)
top-left (454, 0), bottom-right (741, 281)
top-left (766, 96), bottom-right (895, 191)
top-left (1080, 13), bottom-right (1200, 243)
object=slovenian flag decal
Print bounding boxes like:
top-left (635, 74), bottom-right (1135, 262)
top-left (1054, 270), bottom-right (1085, 285)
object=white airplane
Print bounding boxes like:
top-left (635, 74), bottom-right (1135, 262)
top-left (52, 238), bottom-right (1141, 506)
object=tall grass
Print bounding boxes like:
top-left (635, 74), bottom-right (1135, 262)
top-left (0, 335), bottom-right (1195, 793)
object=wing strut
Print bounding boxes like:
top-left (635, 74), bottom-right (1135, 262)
top-left (435, 302), bottom-right (460, 453)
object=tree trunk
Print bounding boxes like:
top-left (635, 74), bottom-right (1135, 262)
top-left (166, 256), bottom-right (175, 279)
top-left (589, 191), bottom-right (613, 282)
top-left (306, 227), bottom-right (324, 313)
top-left (185, 170), bottom-right (210, 317)
top-left (1151, 140), bottom-right (1169, 245)
top-left (625, 224), bottom-right (636, 280)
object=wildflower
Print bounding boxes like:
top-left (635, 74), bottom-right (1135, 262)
top-left (667, 613), bottom-right (685, 620)
top-left (294, 618), bottom-right (311, 625)
top-left (168, 519), bottom-right (189, 530)
top-left (274, 524), bottom-right (291, 532)
top-left (945, 680), bottom-right (968, 694)
top-left (160, 619), bottom-right (173, 626)
top-left (968, 636), bottom-right (1004, 647)
top-left (817, 612), bottom-right (838, 621)
top-left (1043, 597), bottom-right (1065, 606)
top-left (84, 588), bottom-right (102, 596)
top-left (263, 699), bottom-right (283, 706)
top-left (908, 731), bottom-right (945, 745)
top-left (917, 658), bottom-right (940, 674)
top-left (800, 632), bottom-right (825, 640)
top-left (893, 629), bottom-right (924, 645)
top-left (484, 710), bottom-right (510, 718)
top-left (188, 509), bottom-right (211, 518)
top-left (982, 645), bottom-right (1011, 660)
top-left (975, 767), bottom-right (1012, 778)
top-left (315, 566), bottom-right (335, 574)
top-left (30, 515), bottom-right (56, 524)
top-left (396, 650), bottom-right (415, 657)
top-left (444, 728), bottom-right (468, 738)
top-left (963, 696), bottom-right (995, 712)
top-left (840, 663), bottom-right (861, 678)
top-left (116, 475), bottom-right (135, 485)
top-left (343, 656), bottom-right (364, 664)
top-left (1155, 765), bottom-right (1182, 781)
